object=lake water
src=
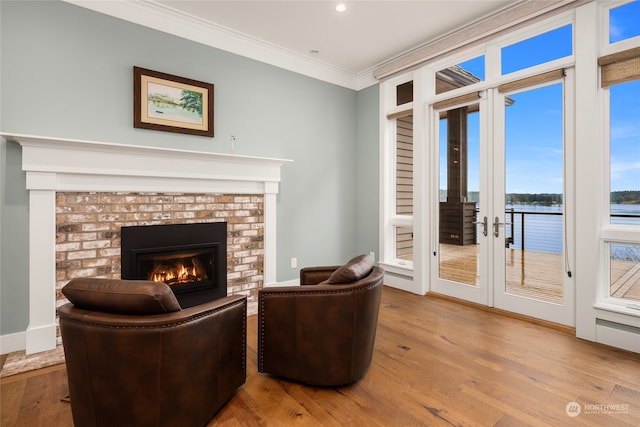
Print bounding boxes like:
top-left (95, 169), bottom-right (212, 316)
top-left (147, 101), bottom-right (203, 125)
top-left (503, 204), bottom-right (640, 259)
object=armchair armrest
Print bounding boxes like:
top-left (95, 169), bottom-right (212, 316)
top-left (299, 265), bottom-right (341, 285)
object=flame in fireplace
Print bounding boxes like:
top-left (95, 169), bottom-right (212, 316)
top-left (149, 257), bottom-right (208, 286)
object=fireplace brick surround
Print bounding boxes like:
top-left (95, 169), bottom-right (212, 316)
top-left (2, 192), bottom-right (264, 378)
top-left (55, 192), bottom-right (264, 309)
top-left (0, 133), bottom-right (290, 375)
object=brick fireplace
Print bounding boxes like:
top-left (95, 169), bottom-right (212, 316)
top-left (56, 192), bottom-right (262, 309)
top-left (4, 133), bottom-right (290, 356)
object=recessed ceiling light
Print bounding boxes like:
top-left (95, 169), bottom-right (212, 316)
top-left (335, 3), bottom-right (347, 13)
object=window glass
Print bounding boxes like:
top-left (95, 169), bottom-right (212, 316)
top-left (396, 115), bottom-right (413, 215)
top-left (436, 55), bottom-right (484, 94)
top-left (610, 80), bottom-right (640, 225)
top-left (501, 25), bottom-right (572, 75)
top-left (395, 226), bottom-right (413, 263)
top-left (610, 0), bottom-right (640, 44)
top-left (610, 243), bottom-right (640, 301)
top-left (396, 81), bottom-right (413, 105)
top-left (395, 114), bottom-right (413, 264)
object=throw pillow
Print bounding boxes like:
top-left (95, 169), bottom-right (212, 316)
top-left (326, 254), bottom-right (374, 284)
top-left (62, 278), bottom-right (182, 314)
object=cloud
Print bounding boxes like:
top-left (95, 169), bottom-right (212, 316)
top-left (609, 19), bottom-right (623, 42)
top-left (610, 160), bottom-right (640, 187)
top-left (611, 121), bottom-right (640, 140)
top-left (611, 160), bottom-right (640, 173)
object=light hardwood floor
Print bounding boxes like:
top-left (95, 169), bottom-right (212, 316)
top-left (3, 286), bottom-right (640, 426)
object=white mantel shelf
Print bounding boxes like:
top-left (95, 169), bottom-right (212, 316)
top-left (1, 133), bottom-right (292, 354)
top-left (3, 133), bottom-right (291, 193)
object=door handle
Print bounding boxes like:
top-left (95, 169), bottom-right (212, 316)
top-left (493, 216), bottom-right (512, 238)
top-left (473, 216), bottom-right (488, 237)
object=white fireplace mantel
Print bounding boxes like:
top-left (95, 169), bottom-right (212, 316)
top-left (1, 133), bottom-right (291, 354)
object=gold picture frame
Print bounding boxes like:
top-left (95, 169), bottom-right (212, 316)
top-left (133, 66), bottom-right (214, 137)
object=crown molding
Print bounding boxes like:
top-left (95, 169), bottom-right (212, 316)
top-left (373, 0), bottom-right (589, 81)
top-left (63, 0), bottom-right (371, 90)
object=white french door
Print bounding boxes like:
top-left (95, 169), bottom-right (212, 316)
top-left (430, 72), bottom-right (575, 326)
top-left (430, 93), bottom-right (490, 306)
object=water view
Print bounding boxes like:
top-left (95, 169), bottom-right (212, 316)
top-left (503, 203), bottom-right (640, 260)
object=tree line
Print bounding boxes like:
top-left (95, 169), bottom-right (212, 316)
top-left (610, 190), bottom-right (640, 204)
top-left (462, 191), bottom-right (640, 205)
top-left (506, 193), bottom-right (563, 205)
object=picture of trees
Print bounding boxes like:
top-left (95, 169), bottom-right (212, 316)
top-left (147, 83), bottom-right (203, 125)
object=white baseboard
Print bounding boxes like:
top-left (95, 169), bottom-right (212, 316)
top-left (383, 272), bottom-right (416, 293)
top-left (596, 320), bottom-right (640, 353)
top-left (1, 331), bottom-right (26, 355)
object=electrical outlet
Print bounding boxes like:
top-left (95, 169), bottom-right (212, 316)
top-left (369, 251), bottom-right (375, 261)
top-left (290, 257), bottom-right (297, 269)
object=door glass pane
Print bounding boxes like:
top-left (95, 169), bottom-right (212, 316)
top-left (610, 1), bottom-right (640, 44)
top-left (610, 243), bottom-right (640, 301)
top-left (504, 83), bottom-right (564, 304)
top-left (501, 25), bottom-right (572, 75)
top-left (436, 55), bottom-right (485, 95)
top-left (610, 80), bottom-right (640, 225)
top-left (438, 104), bottom-right (480, 286)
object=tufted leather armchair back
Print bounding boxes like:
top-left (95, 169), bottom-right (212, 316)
top-left (58, 278), bottom-right (246, 427)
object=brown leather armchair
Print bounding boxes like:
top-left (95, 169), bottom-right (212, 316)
top-left (258, 255), bottom-right (384, 386)
top-left (58, 278), bottom-right (246, 427)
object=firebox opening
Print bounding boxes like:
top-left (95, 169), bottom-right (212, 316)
top-left (136, 243), bottom-right (216, 294)
top-left (146, 252), bottom-right (210, 285)
top-left (121, 222), bottom-right (227, 308)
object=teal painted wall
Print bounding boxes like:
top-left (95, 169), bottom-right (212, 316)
top-left (356, 86), bottom-right (380, 258)
top-left (0, 1), bottom-right (379, 335)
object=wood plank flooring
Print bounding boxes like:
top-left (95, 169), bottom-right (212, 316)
top-left (3, 286), bottom-right (640, 426)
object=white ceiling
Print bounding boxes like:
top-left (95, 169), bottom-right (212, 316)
top-left (68, 0), bottom-right (520, 89)
top-left (156, 1), bottom-right (514, 73)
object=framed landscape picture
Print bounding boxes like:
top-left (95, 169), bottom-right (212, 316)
top-left (133, 66), bottom-right (214, 137)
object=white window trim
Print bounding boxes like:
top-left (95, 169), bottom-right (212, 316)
top-left (381, 13), bottom-right (578, 282)
top-left (600, 0), bottom-right (640, 56)
top-left (380, 74), bottom-right (416, 276)
top-left (593, 0), bottom-right (640, 317)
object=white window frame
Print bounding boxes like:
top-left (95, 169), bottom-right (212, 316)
top-left (380, 74), bottom-right (416, 276)
top-left (380, 14), bottom-right (576, 282)
top-left (594, 0), bottom-right (640, 316)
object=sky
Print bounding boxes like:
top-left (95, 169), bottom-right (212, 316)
top-left (438, 1), bottom-right (639, 195)
top-left (609, 1), bottom-right (640, 193)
